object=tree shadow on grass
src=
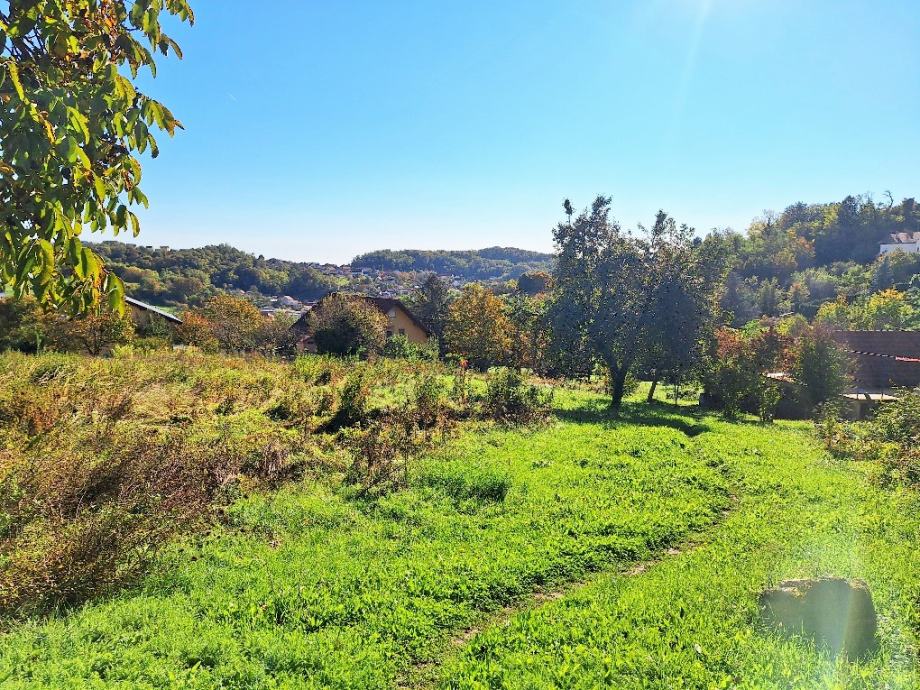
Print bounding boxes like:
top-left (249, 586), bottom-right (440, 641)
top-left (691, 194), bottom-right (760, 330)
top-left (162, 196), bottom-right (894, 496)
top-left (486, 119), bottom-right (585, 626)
top-left (555, 399), bottom-right (711, 438)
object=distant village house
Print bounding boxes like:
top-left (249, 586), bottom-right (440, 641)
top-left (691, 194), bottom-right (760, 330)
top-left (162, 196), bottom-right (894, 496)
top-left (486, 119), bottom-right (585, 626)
top-left (879, 232), bottom-right (920, 255)
top-left (290, 294), bottom-right (430, 352)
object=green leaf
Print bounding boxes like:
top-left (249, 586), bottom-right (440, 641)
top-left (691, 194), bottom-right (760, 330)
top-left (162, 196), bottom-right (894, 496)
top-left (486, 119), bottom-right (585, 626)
top-left (93, 172), bottom-right (106, 200)
top-left (67, 106), bottom-right (91, 144)
top-left (80, 247), bottom-right (100, 281)
top-left (107, 275), bottom-right (126, 315)
top-left (58, 137), bottom-right (79, 164)
top-left (7, 61), bottom-right (25, 101)
top-left (67, 237), bottom-right (83, 274)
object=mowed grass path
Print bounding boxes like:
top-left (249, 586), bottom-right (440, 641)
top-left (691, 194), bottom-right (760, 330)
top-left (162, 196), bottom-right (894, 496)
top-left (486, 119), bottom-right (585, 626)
top-left (1, 389), bottom-right (917, 688)
top-left (438, 414), bottom-right (920, 689)
top-left (0, 390), bottom-right (729, 689)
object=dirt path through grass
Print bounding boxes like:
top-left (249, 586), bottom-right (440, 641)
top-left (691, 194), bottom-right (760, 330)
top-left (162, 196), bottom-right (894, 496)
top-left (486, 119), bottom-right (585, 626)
top-left (435, 418), bottom-right (920, 689)
top-left (401, 424), bottom-right (734, 689)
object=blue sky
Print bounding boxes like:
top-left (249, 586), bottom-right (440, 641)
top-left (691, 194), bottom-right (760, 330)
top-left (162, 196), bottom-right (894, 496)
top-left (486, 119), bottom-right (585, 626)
top-left (128, 0), bottom-right (920, 263)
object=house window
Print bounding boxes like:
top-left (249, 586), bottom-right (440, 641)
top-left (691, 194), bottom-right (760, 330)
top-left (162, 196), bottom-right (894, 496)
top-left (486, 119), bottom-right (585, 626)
top-left (398, 328), bottom-right (405, 335)
top-left (386, 330), bottom-right (393, 339)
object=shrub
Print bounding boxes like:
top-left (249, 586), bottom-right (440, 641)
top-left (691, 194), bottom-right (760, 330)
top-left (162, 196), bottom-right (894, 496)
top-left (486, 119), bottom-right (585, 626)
top-left (483, 367), bottom-right (550, 423)
top-left (47, 311), bottom-right (135, 355)
top-left (408, 372), bottom-right (449, 431)
top-left (327, 370), bottom-right (371, 430)
top-left (382, 333), bottom-right (438, 361)
top-left (789, 326), bottom-right (850, 412)
top-left (819, 390), bottom-right (920, 487)
top-left (700, 328), bottom-right (790, 420)
top-left (0, 297), bottom-right (49, 353)
top-left (177, 295), bottom-right (266, 353)
top-left (0, 351), bottom-right (325, 616)
top-left (343, 417), bottom-right (412, 497)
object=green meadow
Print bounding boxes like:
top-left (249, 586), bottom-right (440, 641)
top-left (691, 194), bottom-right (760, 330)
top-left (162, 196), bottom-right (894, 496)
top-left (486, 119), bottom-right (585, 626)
top-left (0, 362), bottom-right (917, 689)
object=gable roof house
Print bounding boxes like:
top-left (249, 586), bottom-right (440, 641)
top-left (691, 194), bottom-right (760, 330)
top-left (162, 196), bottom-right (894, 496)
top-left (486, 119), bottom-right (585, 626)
top-left (879, 231), bottom-right (920, 255)
top-left (291, 294), bottom-right (431, 352)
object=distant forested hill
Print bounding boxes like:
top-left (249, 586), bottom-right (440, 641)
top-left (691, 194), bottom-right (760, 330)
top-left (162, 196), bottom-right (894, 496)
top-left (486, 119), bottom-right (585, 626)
top-left (704, 194), bottom-right (920, 323)
top-left (351, 247), bottom-right (554, 280)
top-left (89, 242), bottom-right (338, 308)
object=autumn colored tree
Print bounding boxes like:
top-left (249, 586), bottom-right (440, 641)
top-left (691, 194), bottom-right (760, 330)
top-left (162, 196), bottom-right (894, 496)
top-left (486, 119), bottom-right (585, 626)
top-left (0, 0), bottom-right (194, 312)
top-left (815, 297), bottom-right (852, 329)
top-left (49, 309), bottom-right (134, 355)
top-left (176, 295), bottom-right (264, 353)
top-left (444, 284), bottom-right (512, 370)
top-left (856, 289), bottom-right (915, 330)
top-left (505, 292), bottom-right (549, 371)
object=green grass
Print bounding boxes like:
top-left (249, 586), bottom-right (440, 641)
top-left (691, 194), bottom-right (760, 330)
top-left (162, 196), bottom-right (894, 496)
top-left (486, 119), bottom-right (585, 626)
top-left (439, 417), bottom-right (920, 689)
top-left (0, 380), bottom-right (917, 688)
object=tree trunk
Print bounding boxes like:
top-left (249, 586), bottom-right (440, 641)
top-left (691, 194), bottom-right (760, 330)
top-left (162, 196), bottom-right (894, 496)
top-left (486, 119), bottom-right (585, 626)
top-left (647, 371), bottom-right (659, 403)
top-left (608, 366), bottom-right (628, 415)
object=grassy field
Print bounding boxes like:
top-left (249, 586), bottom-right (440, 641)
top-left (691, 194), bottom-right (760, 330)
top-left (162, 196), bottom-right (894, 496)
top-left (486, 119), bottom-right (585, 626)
top-left (0, 355), bottom-right (917, 688)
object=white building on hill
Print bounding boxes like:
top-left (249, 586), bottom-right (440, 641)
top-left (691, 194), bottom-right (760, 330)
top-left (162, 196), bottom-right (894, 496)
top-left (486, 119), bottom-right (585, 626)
top-left (879, 232), bottom-right (920, 255)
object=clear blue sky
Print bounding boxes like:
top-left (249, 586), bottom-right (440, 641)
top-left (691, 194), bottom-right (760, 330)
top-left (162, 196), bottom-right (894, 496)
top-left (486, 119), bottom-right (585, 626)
top-left (129, 0), bottom-right (920, 264)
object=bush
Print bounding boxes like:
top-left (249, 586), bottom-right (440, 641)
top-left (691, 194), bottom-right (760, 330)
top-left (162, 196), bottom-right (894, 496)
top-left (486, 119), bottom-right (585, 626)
top-left (823, 390), bottom-right (920, 487)
top-left (343, 418), bottom-right (412, 498)
top-left (382, 333), bottom-right (438, 361)
top-left (177, 295), bottom-right (265, 353)
top-left (327, 370), bottom-right (371, 430)
top-left (789, 326), bottom-right (850, 412)
top-left (483, 367), bottom-right (551, 423)
top-left (700, 328), bottom-right (790, 420)
top-left (47, 311), bottom-right (135, 355)
top-left (0, 296), bottom-right (49, 353)
top-left (0, 351), bottom-right (321, 616)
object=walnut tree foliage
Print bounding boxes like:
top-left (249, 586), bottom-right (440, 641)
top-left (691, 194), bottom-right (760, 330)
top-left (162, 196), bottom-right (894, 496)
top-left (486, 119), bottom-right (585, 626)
top-left (0, 0), bottom-right (193, 312)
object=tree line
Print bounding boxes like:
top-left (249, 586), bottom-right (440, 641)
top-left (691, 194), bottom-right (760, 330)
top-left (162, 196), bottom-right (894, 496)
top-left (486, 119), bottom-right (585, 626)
top-left (351, 247), bottom-right (554, 281)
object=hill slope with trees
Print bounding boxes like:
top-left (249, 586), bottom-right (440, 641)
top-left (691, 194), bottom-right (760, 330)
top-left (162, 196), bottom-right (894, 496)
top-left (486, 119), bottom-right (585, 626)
top-left (89, 242), bottom-right (339, 308)
top-left (351, 247), bottom-right (555, 280)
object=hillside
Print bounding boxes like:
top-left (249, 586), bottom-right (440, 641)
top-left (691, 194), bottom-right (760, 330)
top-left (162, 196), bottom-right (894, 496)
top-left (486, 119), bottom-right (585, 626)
top-left (89, 242), bottom-right (340, 308)
top-left (351, 247), bottom-right (555, 281)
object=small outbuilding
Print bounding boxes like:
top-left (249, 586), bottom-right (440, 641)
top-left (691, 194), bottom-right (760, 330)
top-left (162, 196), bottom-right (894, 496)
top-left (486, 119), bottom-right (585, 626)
top-left (125, 296), bottom-right (183, 330)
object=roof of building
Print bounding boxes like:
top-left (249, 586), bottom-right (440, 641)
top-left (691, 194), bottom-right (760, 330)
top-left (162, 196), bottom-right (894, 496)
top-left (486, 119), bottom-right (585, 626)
top-left (290, 294), bottom-right (431, 336)
top-left (831, 330), bottom-right (920, 389)
top-left (883, 231), bottom-right (920, 244)
top-left (125, 296), bottom-right (183, 324)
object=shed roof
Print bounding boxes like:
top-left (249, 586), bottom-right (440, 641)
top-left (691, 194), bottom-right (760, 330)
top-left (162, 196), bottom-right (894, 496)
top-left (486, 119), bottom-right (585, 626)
top-left (125, 296), bottom-right (183, 324)
top-left (831, 330), bottom-right (920, 388)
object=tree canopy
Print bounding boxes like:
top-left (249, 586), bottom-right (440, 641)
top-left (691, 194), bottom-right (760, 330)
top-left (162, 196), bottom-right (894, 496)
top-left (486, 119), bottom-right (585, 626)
top-left (0, 0), bottom-right (194, 312)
